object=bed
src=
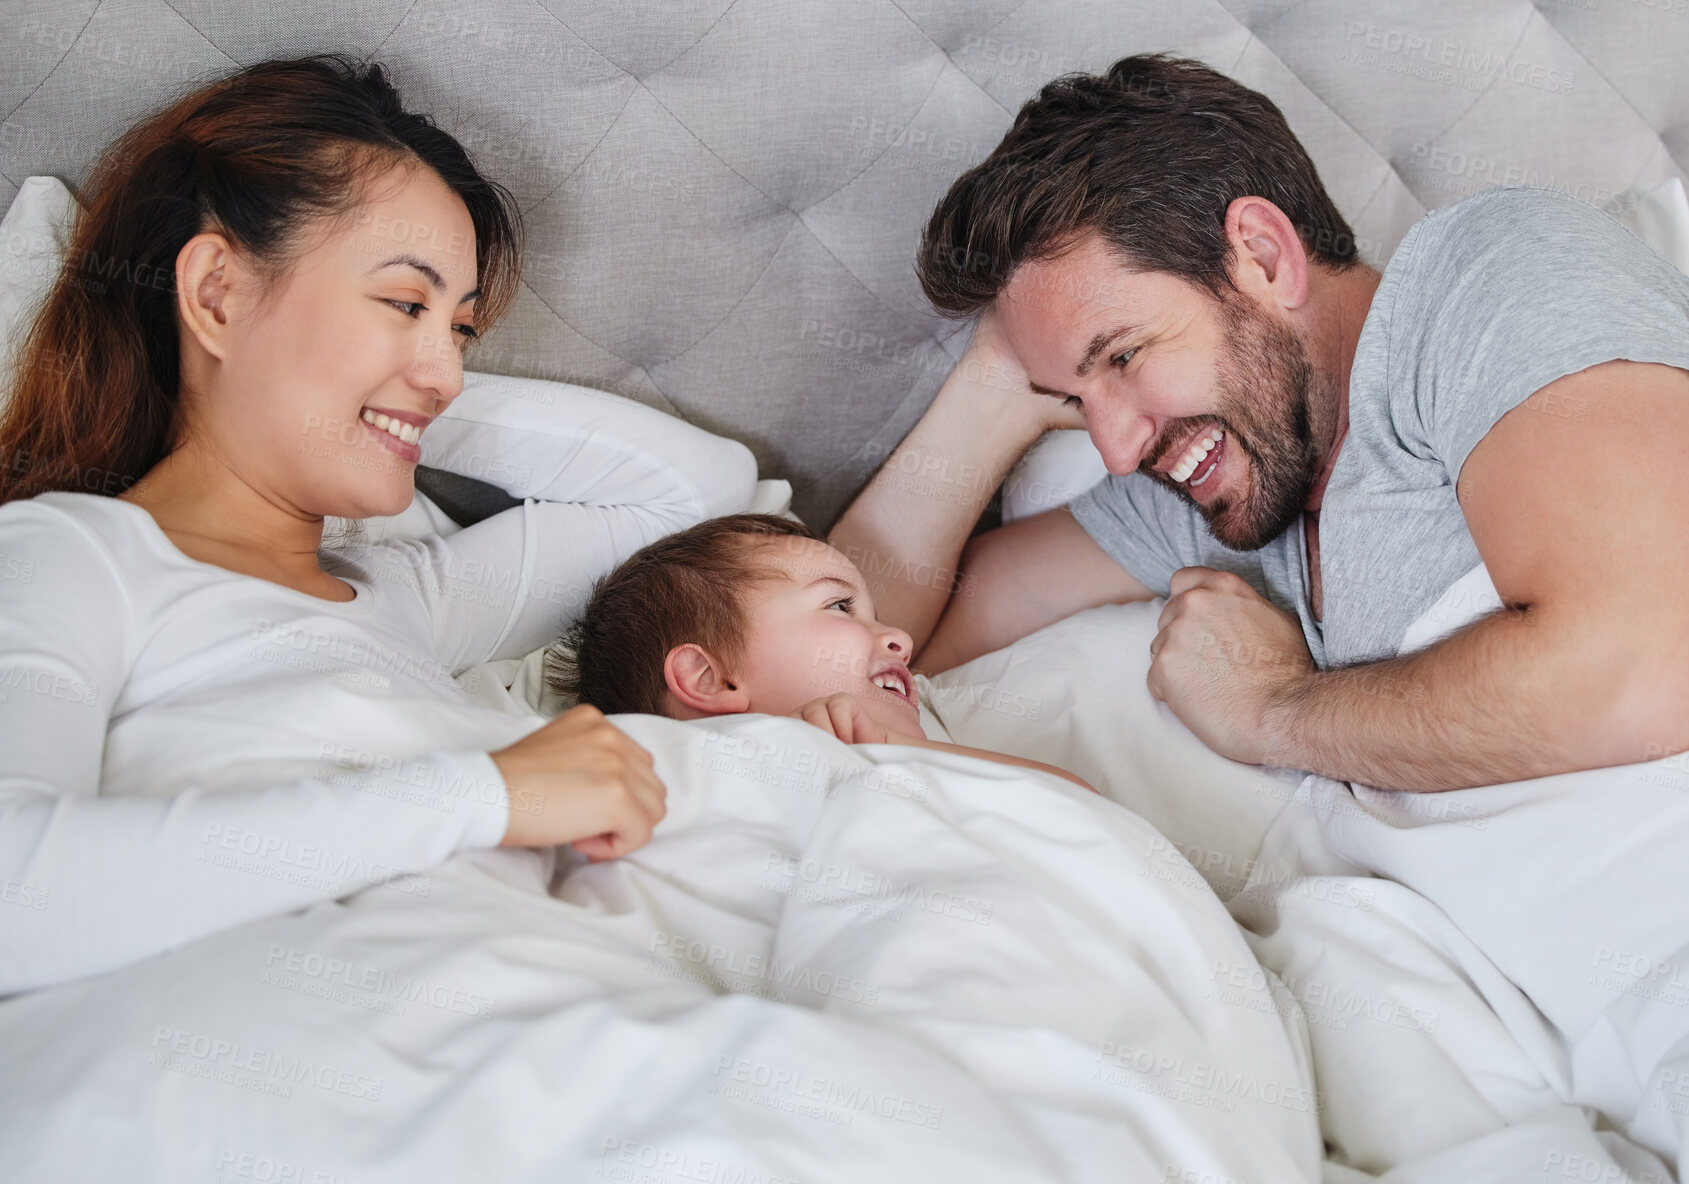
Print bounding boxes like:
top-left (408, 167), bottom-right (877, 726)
top-left (4, 2), bottom-right (1689, 1180)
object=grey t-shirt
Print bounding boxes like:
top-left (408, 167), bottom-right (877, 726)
top-left (1068, 185), bottom-right (1689, 670)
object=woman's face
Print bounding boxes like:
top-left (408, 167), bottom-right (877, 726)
top-left (180, 162), bottom-right (481, 520)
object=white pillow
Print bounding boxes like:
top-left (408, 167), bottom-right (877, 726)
top-left (1000, 428), bottom-right (1108, 524)
top-left (1612, 176), bottom-right (1689, 276)
top-left (922, 600), bottom-right (1305, 899)
top-left (0, 176), bottom-right (79, 417)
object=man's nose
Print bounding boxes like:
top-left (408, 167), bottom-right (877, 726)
top-left (1087, 403), bottom-right (1155, 475)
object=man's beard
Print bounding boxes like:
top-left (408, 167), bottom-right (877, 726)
top-left (1152, 292), bottom-right (1330, 552)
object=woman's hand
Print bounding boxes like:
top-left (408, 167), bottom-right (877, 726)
top-left (489, 704), bottom-right (668, 860)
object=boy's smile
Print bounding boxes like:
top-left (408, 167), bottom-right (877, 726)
top-left (691, 537), bottom-right (924, 736)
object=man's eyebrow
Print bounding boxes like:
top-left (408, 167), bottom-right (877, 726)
top-left (1075, 323), bottom-right (1142, 377)
top-left (367, 253), bottom-right (481, 305)
top-left (1026, 322), bottom-right (1145, 398)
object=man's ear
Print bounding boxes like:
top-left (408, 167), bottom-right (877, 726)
top-left (1223, 196), bottom-right (1311, 312)
top-left (664, 643), bottom-right (752, 717)
top-left (175, 231), bottom-right (251, 362)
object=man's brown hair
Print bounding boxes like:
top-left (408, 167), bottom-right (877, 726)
top-left (916, 53), bottom-right (1359, 316)
top-left (545, 513), bottom-right (827, 716)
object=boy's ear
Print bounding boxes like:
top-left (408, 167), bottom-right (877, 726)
top-left (664, 643), bottom-right (752, 717)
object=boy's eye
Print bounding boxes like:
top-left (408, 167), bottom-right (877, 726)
top-left (828, 596), bottom-right (856, 614)
top-left (1112, 347), bottom-right (1138, 370)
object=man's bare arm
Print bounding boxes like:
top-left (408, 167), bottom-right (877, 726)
top-left (828, 310), bottom-right (1084, 656)
top-left (1260, 360), bottom-right (1689, 790)
top-left (913, 505), bottom-right (1154, 675)
top-left (1259, 601), bottom-right (1609, 790)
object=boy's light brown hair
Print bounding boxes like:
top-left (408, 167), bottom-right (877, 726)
top-left (545, 513), bottom-right (827, 716)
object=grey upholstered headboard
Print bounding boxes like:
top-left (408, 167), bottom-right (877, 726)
top-left (3, 0), bottom-right (1684, 526)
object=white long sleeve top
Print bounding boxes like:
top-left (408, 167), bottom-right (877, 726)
top-left (0, 374), bottom-right (757, 994)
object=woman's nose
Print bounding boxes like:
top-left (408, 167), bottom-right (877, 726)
top-left (413, 331), bottom-right (466, 404)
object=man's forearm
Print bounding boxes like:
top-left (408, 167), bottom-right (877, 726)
top-left (828, 363), bottom-right (1045, 652)
top-left (1263, 602), bottom-right (1654, 791)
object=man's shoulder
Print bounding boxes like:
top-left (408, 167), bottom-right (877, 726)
top-left (1388, 185), bottom-right (1636, 282)
top-left (1422, 184), bottom-right (1611, 225)
top-left (1366, 184), bottom-right (1673, 371)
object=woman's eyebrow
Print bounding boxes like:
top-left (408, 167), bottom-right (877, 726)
top-left (367, 253), bottom-right (481, 305)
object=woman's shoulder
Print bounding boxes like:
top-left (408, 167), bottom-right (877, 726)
top-left (0, 492), bottom-right (149, 612)
top-left (0, 490), bottom-right (151, 555)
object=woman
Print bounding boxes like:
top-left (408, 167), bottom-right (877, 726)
top-left (0, 55), bottom-right (756, 994)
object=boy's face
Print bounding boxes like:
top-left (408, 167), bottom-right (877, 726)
top-left (727, 537), bottom-right (922, 735)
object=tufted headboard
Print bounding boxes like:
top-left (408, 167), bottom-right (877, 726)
top-left (2, 0), bottom-right (1684, 527)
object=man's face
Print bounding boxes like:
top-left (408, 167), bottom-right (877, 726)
top-left (996, 232), bottom-right (1329, 551)
top-left (720, 537), bottom-right (923, 736)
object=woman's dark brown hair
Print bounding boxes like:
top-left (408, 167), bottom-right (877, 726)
top-left (0, 53), bottom-right (523, 505)
top-left (916, 52), bottom-right (1359, 316)
top-left (546, 513), bottom-right (827, 717)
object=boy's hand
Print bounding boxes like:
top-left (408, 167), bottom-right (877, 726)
top-left (790, 693), bottom-right (893, 744)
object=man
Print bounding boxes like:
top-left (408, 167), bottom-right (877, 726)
top-left (829, 53), bottom-right (1689, 793)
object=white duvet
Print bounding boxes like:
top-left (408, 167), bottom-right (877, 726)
top-left (924, 564), bottom-right (1689, 1184)
top-left (6, 562), bottom-right (1689, 1183)
top-left (0, 712), bottom-right (1321, 1183)
top-left (1256, 562), bottom-right (1689, 1183)
top-left (6, 559), bottom-right (1689, 1184)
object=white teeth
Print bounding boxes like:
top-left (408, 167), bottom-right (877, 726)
top-left (1172, 427), bottom-right (1224, 483)
top-left (361, 409), bottom-right (422, 445)
top-left (872, 673), bottom-right (905, 697)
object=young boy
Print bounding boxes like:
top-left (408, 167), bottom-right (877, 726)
top-left (546, 513), bottom-right (1095, 793)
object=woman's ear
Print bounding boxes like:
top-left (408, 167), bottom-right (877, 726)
top-left (663, 643), bottom-right (752, 717)
top-left (175, 231), bottom-right (248, 361)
